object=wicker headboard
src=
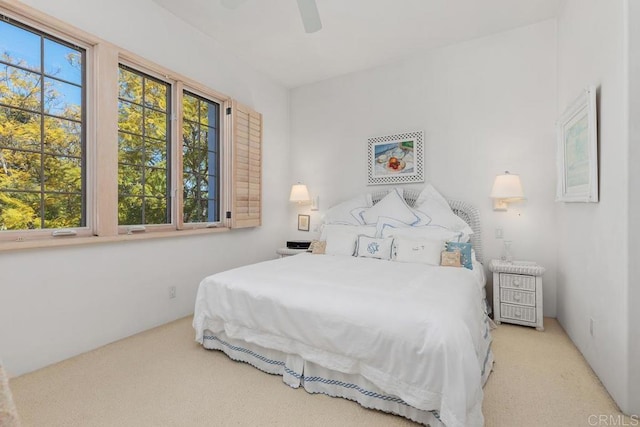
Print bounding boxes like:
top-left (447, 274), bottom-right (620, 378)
top-left (370, 188), bottom-right (484, 263)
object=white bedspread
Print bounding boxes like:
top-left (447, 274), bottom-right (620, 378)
top-left (193, 253), bottom-right (488, 427)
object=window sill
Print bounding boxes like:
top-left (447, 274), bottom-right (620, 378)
top-left (0, 226), bottom-right (230, 253)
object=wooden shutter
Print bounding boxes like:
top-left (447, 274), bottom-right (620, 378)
top-left (230, 101), bottom-right (262, 228)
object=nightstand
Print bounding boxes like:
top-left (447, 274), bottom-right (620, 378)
top-left (276, 247), bottom-right (308, 258)
top-left (489, 259), bottom-right (545, 331)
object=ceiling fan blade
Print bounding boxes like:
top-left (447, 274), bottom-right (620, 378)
top-left (221, 0), bottom-right (248, 10)
top-left (296, 0), bottom-right (322, 33)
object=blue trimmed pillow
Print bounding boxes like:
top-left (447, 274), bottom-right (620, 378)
top-left (324, 194), bottom-right (373, 225)
top-left (360, 188), bottom-right (419, 225)
top-left (446, 242), bottom-right (473, 270)
top-left (377, 217), bottom-right (467, 242)
top-left (356, 235), bottom-right (393, 260)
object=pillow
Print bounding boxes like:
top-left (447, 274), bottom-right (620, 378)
top-left (323, 194), bottom-right (373, 225)
top-left (446, 241), bottom-right (473, 270)
top-left (360, 188), bottom-right (419, 225)
top-left (349, 207), bottom-right (368, 224)
top-left (411, 208), bottom-right (432, 226)
top-left (378, 219), bottom-right (468, 243)
top-left (308, 240), bottom-right (326, 254)
top-left (414, 184), bottom-right (474, 235)
top-left (441, 250), bottom-right (462, 267)
top-left (356, 235), bottom-right (393, 260)
top-left (393, 237), bottom-right (445, 265)
top-left (320, 224), bottom-right (377, 241)
top-left (325, 232), bottom-right (357, 256)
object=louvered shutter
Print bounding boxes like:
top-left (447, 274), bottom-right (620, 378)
top-left (230, 101), bottom-right (262, 228)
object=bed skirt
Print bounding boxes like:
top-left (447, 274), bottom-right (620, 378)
top-left (202, 320), bottom-right (494, 427)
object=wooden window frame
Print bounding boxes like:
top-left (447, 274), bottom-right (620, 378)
top-left (115, 60), bottom-right (176, 235)
top-left (0, 6), bottom-right (95, 242)
top-left (177, 85), bottom-right (229, 231)
top-left (0, 0), bottom-right (261, 251)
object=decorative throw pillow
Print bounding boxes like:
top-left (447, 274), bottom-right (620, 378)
top-left (325, 232), bottom-right (358, 256)
top-left (446, 241), bottom-right (473, 270)
top-left (441, 250), bottom-right (462, 267)
top-left (414, 184), bottom-right (474, 235)
top-left (356, 235), bottom-right (393, 260)
top-left (360, 188), bottom-right (419, 225)
top-left (323, 194), bottom-right (373, 225)
top-left (308, 240), bottom-right (326, 254)
top-left (393, 237), bottom-right (445, 265)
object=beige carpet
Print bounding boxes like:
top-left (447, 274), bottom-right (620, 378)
top-left (9, 317), bottom-right (628, 427)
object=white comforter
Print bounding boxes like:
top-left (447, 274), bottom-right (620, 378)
top-left (193, 254), bottom-right (488, 427)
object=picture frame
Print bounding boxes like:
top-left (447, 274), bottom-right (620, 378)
top-left (367, 130), bottom-right (424, 185)
top-left (297, 214), bottom-right (310, 232)
top-left (556, 86), bottom-right (598, 202)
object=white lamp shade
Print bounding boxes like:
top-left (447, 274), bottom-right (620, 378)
top-left (490, 172), bottom-right (524, 200)
top-left (289, 184), bottom-right (310, 202)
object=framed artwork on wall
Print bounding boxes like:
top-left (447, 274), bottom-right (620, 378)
top-left (556, 86), bottom-right (598, 202)
top-left (367, 130), bottom-right (424, 185)
top-left (297, 214), bottom-right (310, 232)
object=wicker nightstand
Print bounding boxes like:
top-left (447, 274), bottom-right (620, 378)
top-left (276, 247), bottom-right (308, 258)
top-left (489, 259), bottom-right (545, 331)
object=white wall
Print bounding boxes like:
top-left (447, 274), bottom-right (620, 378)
top-left (556, 0), bottom-right (630, 412)
top-left (0, 0), bottom-right (290, 376)
top-left (626, 0), bottom-right (640, 416)
top-left (289, 20), bottom-right (558, 316)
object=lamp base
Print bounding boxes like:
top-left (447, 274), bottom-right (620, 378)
top-left (493, 199), bottom-right (508, 211)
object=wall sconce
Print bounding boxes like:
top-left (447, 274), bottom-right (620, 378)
top-left (490, 171), bottom-right (525, 211)
top-left (290, 183), bottom-right (319, 210)
top-left (289, 183), bottom-right (310, 203)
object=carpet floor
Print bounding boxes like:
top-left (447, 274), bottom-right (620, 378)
top-left (9, 317), bottom-right (628, 427)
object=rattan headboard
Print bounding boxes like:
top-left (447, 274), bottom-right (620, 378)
top-left (370, 188), bottom-right (484, 263)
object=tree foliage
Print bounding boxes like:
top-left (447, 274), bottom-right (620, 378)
top-left (117, 67), bottom-right (170, 225)
top-left (1, 25), bottom-right (220, 232)
top-left (182, 92), bottom-right (218, 224)
top-left (0, 49), bottom-right (83, 231)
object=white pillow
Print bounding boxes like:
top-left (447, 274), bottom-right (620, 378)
top-left (414, 184), bottom-right (474, 235)
top-left (379, 219), bottom-right (468, 243)
top-left (324, 194), bottom-right (373, 225)
top-left (360, 188), bottom-right (419, 225)
top-left (320, 224), bottom-right (377, 241)
top-left (411, 208), bottom-right (431, 226)
top-left (356, 235), bottom-right (393, 260)
top-left (393, 237), bottom-right (445, 265)
top-left (325, 232), bottom-right (358, 256)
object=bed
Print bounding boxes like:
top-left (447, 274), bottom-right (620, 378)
top-left (193, 188), bottom-right (493, 427)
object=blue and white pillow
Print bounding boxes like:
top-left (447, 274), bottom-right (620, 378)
top-left (359, 188), bottom-right (420, 226)
top-left (356, 235), bottom-right (393, 260)
top-left (377, 217), bottom-right (467, 243)
top-left (446, 241), bottom-right (473, 270)
top-left (323, 194), bottom-right (373, 225)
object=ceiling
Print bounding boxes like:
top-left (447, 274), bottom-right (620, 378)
top-left (152, 0), bottom-right (562, 88)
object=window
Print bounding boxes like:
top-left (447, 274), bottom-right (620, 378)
top-left (182, 91), bottom-right (220, 225)
top-left (0, 15), bottom-right (86, 232)
top-left (117, 65), bottom-right (171, 226)
top-left (0, 3), bottom-right (263, 248)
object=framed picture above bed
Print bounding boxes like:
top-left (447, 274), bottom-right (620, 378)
top-left (367, 130), bottom-right (424, 185)
top-left (556, 86), bottom-right (598, 202)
